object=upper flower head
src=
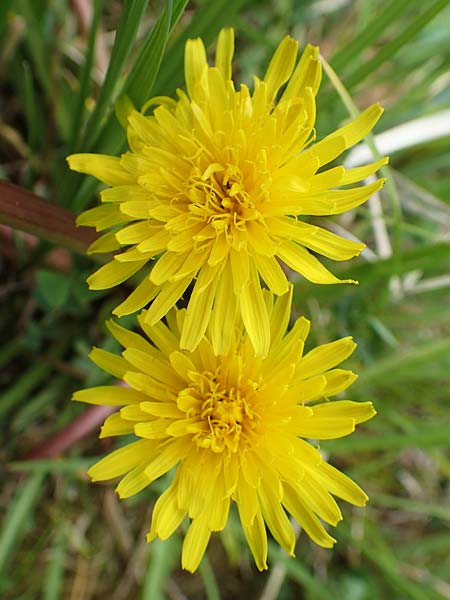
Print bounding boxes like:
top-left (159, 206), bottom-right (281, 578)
top-left (74, 287), bottom-right (376, 572)
top-left (68, 29), bottom-right (386, 356)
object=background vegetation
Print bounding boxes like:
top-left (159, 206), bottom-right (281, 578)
top-left (1, 0), bottom-right (450, 598)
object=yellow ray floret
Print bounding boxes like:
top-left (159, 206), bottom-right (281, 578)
top-left (67, 28), bottom-right (387, 357)
top-left (74, 286), bottom-right (376, 573)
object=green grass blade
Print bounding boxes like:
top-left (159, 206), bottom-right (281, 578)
top-left (331, 0), bottom-right (415, 72)
top-left (152, 0), bottom-right (251, 97)
top-left (358, 336), bottom-right (450, 386)
top-left (69, 0), bottom-right (189, 211)
top-left (344, 0), bottom-right (450, 90)
top-left (69, 0), bottom-right (105, 148)
top-left (141, 536), bottom-right (180, 600)
top-left (0, 363), bottom-right (52, 418)
top-left (21, 61), bottom-right (40, 151)
top-left (0, 474), bottom-right (45, 582)
top-left (371, 493), bottom-right (450, 521)
top-left (42, 525), bottom-right (66, 600)
top-left (8, 458), bottom-right (99, 474)
top-left (16, 0), bottom-right (52, 97)
top-left (326, 423), bottom-right (450, 454)
top-left (125, 0), bottom-right (179, 108)
top-left (199, 555), bottom-right (221, 600)
top-left (77, 0), bottom-right (150, 152)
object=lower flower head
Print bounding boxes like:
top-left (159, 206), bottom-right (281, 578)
top-left (67, 28), bottom-right (387, 357)
top-left (75, 287), bottom-right (376, 572)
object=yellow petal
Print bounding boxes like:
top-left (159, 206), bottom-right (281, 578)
top-left (322, 369), bottom-right (358, 397)
top-left (150, 252), bottom-right (188, 285)
top-left (269, 285), bottom-right (294, 348)
top-left (88, 439), bottom-right (156, 481)
top-left (88, 347), bottom-right (130, 378)
top-left (239, 509), bottom-right (268, 571)
top-left (185, 37), bottom-right (208, 99)
top-left (281, 43), bottom-right (321, 101)
top-left (144, 276), bottom-right (192, 326)
top-left (297, 337), bottom-right (356, 379)
top-left (253, 254), bottom-right (289, 295)
top-left (87, 258), bottom-right (148, 290)
top-left (67, 154), bottom-right (135, 185)
top-left (116, 463), bottom-right (151, 498)
top-left (106, 318), bottom-right (156, 355)
top-left (100, 412), bottom-right (135, 438)
top-left (122, 347), bottom-right (179, 385)
top-left (181, 514), bottom-right (211, 573)
top-left (258, 484), bottom-right (295, 555)
top-left (277, 241), bottom-right (353, 284)
top-left (135, 419), bottom-right (172, 439)
top-left (100, 184), bottom-right (152, 203)
top-left (77, 204), bottom-right (130, 231)
top-left (313, 400), bottom-right (376, 424)
top-left (315, 462), bottom-right (368, 506)
top-left (73, 386), bottom-right (147, 406)
top-left (115, 220), bottom-right (156, 244)
top-left (239, 262), bottom-right (270, 357)
top-left (181, 266), bottom-right (219, 352)
top-left (87, 231), bottom-right (121, 254)
top-left (341, 157), bottom-right (389, 185)
top-left (291, 478), bottom-right (342, 526)
top-left (270, 217), bottom-right (365, 261)
top-left (264, 36), bottom-right (299, 102)
top-left (215, 28), bottom-right (234, 81)
top-left (137, 314), bottom-right (180, 355)
top-left (112, 274), bottom-right (158, 317)
top-left (148, 479), bottom-right (186, 541)
top-left (332, 103), bottom-right (384, 149)
top-left (144, 439), bottom-right (188, 483)
top-left (209, 261), bottom-right (239, 356)
top-left (283, 483), bottom-right (336, 548)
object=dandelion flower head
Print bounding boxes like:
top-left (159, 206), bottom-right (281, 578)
top-left (68, 29), bottom-right (386, 356)
top-left (75, 288), bottom-right (376, 572)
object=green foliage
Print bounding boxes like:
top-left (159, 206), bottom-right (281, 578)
top-left (1, 1), bottom-right (450, 598)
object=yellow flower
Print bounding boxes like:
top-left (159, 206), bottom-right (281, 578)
top-left (74, 287), bottom-right (376, 572)
top-left (68, 29), bottom-right (386, 356)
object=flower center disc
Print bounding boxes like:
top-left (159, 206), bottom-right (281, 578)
top-left (178, 367), bottom-right (260, 453)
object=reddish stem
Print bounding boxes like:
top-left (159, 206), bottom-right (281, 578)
top-left (24, 405), bottom-right (117, 460)
top-left (0, 181), bottom-right (97, 254)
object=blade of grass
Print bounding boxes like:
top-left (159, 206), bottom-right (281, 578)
top-left (371, 493), bottom-right (450, 521)
top-left (77, 0), bottom-right (150, 152)
top-left (344, 0), bottom-right (450, 91)
top-left (142, 536), bottom-right (180, 600)
top-left (69, 0), bottom-right (188, 211)
top-left (8, 458), bottom-right (99, 474)
top-left (42, 524), bottom-right (66, 600)
top-left (325, 422), bottom-right (450, 454)
top-left (0, 473), bottom-right (45, 584)
top-left (320, 52), bottom-right (403, 258)
top-left (199, 555), bottom-right (221, 600)
top-left (331, 0), bottom-right (415, 72)
top-left (358, 336), bottom-right (450, 386)
top-left (152, 0), bottom-right (251, 97)
top-left (69, 0), bottom-right (105, 148)
top-left (21, 61), bottom-right (40, 151)
top-left (125, 0), bottom-right (176, 107)
top-left (17, 0), bottom-right (52, 97)
top-left (0, 362), bottom-right (52, 419)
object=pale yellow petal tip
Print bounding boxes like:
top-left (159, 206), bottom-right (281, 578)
top-left (305, 43), bottom-right (320, 56)
top-left (71, 390), bottom-right (84, 402)
top-left (86, 274), bottom-right (103, 290)
top-left (66, 153), bottom-right (82, 170)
